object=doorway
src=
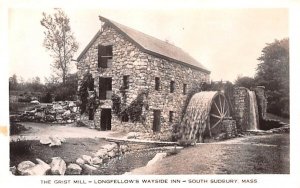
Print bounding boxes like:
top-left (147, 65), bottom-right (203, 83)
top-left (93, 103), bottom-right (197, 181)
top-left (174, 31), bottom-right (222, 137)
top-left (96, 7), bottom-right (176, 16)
top-left (153, 110), bottom-right (161, 132)
top-left (100, 109), bottom-right (111, 131)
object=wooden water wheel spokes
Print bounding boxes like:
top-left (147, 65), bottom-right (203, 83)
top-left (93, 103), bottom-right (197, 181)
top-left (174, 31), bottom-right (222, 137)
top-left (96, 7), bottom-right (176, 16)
top-left (208, 93), bottom-right (230, 137)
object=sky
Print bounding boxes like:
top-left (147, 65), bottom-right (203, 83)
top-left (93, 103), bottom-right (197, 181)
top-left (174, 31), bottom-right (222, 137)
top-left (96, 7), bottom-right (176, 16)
top-left (8, 8), bottom-right (288, 83)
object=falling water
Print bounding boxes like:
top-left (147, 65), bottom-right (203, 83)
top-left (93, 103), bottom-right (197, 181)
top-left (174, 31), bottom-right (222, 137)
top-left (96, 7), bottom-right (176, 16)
top-left (181, 91), bottom-right (217, 142)
top-left (248, 90), bottom-right (259, 130)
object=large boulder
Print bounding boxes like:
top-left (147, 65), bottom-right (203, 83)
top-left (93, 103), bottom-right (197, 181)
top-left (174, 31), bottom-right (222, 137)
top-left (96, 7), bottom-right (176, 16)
top-left (66, 163), bottom-right (82, 175)
top-left (50, 157), bottom-right (66, 175)
top-left (24, 159), bottom-right (50, 175)
top-left (17, 161), bottom-right (35, 175)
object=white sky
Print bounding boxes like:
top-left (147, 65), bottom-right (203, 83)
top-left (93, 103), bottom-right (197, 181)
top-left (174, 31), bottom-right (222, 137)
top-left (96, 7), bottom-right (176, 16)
top-left (8, 7), bottom-right (288, 83)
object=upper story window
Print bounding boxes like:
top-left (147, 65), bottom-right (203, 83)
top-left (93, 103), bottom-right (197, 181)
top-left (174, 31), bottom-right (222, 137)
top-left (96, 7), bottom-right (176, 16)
top-left (170, 81), bottom-right (175, 93)
top-left (183, 84), bottom-right (187, 95)
top-left (123, 75), bottom-right (129, 89)
top-left (155, 77), bottom-right (160, 91)
top-left (98, 45), bottom-right (113, 68)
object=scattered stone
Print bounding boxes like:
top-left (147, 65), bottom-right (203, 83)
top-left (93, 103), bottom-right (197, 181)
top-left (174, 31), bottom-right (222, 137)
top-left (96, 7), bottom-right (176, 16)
top-left (127, 132), bottom-right (139, 139)
top-left (101, 143), bottom-right (117, 152)
top-left (120, 145), bottom-right (129, 152)
top-left (50, 157), bottom-right (66, 175)
top-left (147, 153), bottom-right (167, 166)
top-left (24, 159), bottom-right (50, 175)
top-left (66, 163), bottom-right (82, 175)
top-left (17, 161), bottom-right (35, 175)
top-left (40, 137), bottom-right (52, 145)
top-left (49, 137), bottom-right (62, 147)
top-left (76, 158), bottom-right (85, 165)
top-left (91, 157), bottom-right (103, 165)
top-left (82, 164), bottom-right (97, 175)
top-left (107, 151), bottom-right (116, 158)
top-left (94, 149), bottom-right (108, 158)
top-left (10, 166), bottom-right (17, 175)
top-left (82, 155), bottom-right (92, 164)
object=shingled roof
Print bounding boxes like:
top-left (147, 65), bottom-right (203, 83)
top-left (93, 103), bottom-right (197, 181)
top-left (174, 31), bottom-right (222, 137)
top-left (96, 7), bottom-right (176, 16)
top-left (77, 16), bottom-right (210, 73)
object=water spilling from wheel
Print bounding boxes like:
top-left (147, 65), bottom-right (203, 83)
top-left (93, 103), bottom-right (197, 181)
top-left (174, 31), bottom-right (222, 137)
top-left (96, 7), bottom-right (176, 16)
top-left (248, 90), bottom-right (259, 130)
top-left (180, 91), bottom-right (230, 142)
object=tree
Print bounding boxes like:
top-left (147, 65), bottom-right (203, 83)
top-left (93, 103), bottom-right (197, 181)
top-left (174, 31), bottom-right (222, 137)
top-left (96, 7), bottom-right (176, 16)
top-left (255, 38), bottom-right (289, 117)
top-left (234, 75), bottom-right (255, 89)
top-left (9, 74), bottom-right (18, 90)
top-left (41, 8), bottom-right (78, 84)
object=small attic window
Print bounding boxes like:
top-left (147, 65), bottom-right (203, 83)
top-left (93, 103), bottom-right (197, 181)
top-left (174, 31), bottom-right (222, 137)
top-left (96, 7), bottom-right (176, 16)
top-left (98, 45), bottom-right (113, 68)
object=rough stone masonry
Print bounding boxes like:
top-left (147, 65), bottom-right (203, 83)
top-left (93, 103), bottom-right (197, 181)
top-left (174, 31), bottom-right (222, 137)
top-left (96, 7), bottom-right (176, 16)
top-left (76, 16), bottom-right (210, 140)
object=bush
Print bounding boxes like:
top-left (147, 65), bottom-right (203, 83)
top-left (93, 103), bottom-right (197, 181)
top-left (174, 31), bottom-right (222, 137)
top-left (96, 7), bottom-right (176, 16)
top-left (260, 119), bottom-right (283, 130)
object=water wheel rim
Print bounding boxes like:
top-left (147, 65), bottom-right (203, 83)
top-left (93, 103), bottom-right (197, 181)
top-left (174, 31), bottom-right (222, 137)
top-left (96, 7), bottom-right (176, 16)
top-left (209, 94), bottom-right (230, 130)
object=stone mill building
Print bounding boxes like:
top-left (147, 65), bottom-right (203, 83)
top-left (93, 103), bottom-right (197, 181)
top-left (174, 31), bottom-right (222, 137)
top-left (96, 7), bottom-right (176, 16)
top-left (76, 15), bottom-right (210, 139)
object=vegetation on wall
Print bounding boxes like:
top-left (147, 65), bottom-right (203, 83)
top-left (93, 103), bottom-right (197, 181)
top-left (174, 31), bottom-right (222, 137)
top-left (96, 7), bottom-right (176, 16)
top-left (112, 89), bottom-right (149, 124)
top-left (78, 72), bottom-right (99, 115)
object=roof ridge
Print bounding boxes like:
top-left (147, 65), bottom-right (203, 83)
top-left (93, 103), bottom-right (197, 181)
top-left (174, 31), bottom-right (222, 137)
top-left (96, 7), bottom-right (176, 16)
top-left (78, 15), bottom-right (210, 73)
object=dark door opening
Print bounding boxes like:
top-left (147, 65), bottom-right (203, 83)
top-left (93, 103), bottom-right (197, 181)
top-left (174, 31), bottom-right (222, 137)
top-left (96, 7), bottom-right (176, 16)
top-left (153, 110), bottom-right (161, 132)
top-left (100, 109), bottom-right (111, 131)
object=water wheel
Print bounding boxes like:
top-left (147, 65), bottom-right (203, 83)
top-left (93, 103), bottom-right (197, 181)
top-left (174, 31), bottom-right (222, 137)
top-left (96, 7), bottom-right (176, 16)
top-left (181, 91), bottom-right (231, 142)
top-left (206, 92), bottom-right (231, 137)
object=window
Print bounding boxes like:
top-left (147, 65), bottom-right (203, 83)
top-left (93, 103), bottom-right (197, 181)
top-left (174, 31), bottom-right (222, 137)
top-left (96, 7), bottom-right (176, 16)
top-left (169, 111), bottom-right (174, 123)
top-left (99, 77), bottom-right (112, 100)
top-left (183, 84), bottom-right (187, 95)
top-left (170, 81), bottom-right (175, 93)
top-left (123, 76), bottom-right (129, 89)
top-left (98, 45), bottom-right (113, 68)
top-left (155, 77), bottom-right (160, 91)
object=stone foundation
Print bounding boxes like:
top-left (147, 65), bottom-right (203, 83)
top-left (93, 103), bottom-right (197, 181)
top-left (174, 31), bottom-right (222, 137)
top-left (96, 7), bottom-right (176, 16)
top-left (222, 119), bottom-right (237, 138)
top-left (232, 87), bottom-right (250, 132)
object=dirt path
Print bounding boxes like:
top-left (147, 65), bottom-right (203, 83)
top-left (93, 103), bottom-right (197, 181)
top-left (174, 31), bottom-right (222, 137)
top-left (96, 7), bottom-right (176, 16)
top-left (10, 122), bottom-right (126, 141)
top-left (130, 134), bottom-right (289, 174)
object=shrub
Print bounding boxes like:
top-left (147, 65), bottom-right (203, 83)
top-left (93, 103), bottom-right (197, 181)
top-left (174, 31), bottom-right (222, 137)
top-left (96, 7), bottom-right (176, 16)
top-left (259, 119), bottom-right (283, 130)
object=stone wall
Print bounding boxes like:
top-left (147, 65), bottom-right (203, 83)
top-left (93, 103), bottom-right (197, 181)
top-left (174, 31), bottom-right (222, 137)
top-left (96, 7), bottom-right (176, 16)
top-left (222, 119), bottom-right (237, 138)
top-left (254, 86), bottom-right (267, 120)
top-left (232, 87), bottom-right (250, 132)
top-left (77, 24), bottom-right (210, 140)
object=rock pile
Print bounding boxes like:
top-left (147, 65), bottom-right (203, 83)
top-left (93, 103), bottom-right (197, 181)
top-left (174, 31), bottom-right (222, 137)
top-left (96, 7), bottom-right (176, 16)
top-left (11, 142), bottom-right (130, 176)
top-left (11, 101), bottom-right (78, 123)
